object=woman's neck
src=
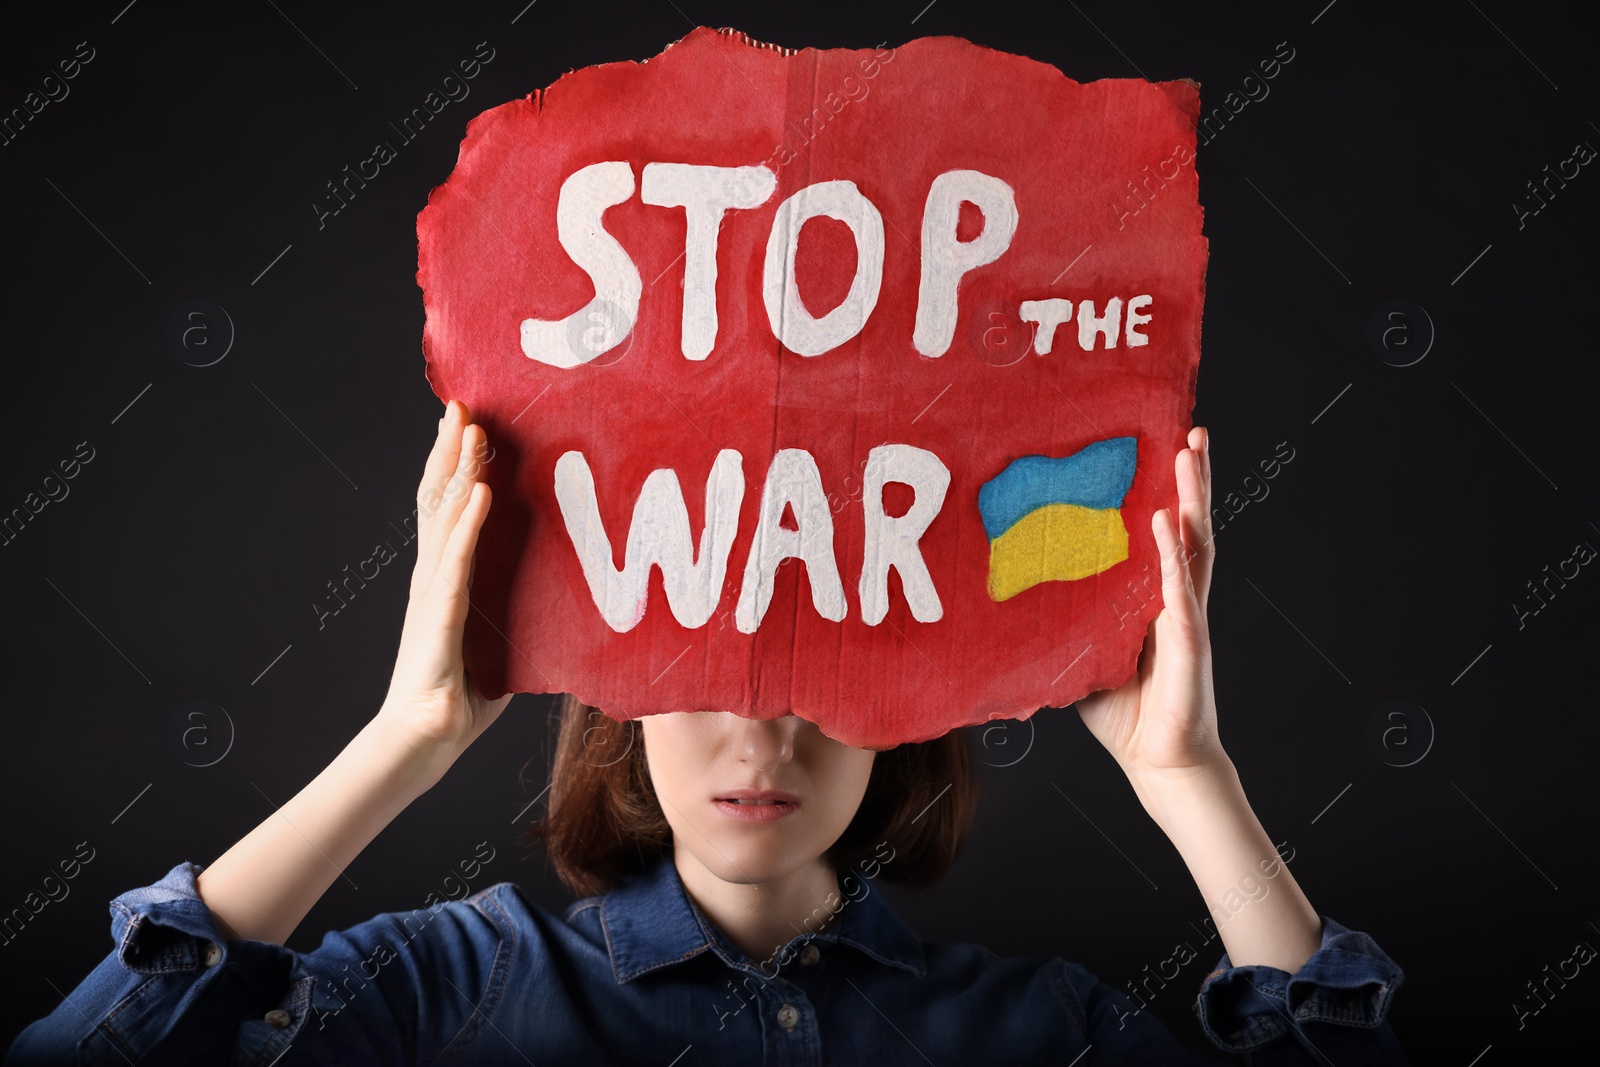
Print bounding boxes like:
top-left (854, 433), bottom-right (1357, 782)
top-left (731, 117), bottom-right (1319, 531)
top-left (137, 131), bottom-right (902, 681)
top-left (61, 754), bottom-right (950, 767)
top-left (670, 844), bottom-right (842, 963)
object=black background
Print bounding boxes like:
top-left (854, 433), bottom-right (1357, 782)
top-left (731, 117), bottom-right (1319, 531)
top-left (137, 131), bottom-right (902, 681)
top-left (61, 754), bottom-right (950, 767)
top-left (3, 0), bottom-right (1597, 1061)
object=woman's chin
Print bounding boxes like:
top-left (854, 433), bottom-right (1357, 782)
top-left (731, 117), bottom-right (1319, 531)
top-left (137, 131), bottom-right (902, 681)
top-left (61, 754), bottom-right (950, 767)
top-left (692, 838), bottom-right (812, 887)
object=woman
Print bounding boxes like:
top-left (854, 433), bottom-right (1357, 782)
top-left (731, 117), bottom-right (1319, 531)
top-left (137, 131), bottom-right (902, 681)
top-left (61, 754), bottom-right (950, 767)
top-left (6, 402), bottom-right (1408, 1065)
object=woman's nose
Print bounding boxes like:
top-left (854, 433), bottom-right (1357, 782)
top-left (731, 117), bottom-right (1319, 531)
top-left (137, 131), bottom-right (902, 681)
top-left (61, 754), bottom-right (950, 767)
top-left (736, 714), bottom-right (798, 771)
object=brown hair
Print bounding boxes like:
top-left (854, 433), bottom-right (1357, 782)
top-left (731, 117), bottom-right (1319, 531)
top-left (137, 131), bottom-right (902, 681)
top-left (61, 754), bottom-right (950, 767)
top-left (523, 693), bottom-right (978, 899)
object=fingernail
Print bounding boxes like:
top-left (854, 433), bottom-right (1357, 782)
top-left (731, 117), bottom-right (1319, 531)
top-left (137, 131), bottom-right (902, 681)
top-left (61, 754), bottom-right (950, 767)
top-left (1202, 427), bottom-right (1210, 453)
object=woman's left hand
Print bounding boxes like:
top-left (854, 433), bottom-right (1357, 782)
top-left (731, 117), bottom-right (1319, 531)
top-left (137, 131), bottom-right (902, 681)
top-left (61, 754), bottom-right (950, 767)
top-left (1075, 426), bottom-right (1227, 785)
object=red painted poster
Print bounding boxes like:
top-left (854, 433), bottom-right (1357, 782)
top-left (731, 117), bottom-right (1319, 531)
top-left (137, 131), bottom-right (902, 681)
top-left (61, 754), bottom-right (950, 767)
top-left (417, 27), bottom-right (1207, 747)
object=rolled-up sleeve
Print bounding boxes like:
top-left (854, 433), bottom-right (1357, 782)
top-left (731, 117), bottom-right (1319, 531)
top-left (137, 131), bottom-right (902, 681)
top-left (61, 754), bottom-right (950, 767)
top-left (4, 861), bottom-right (501, 1066)
top-left (1194, 915), bottom-right (1410, 1065)
top-left (6, 861), bottom-right (303, 1064)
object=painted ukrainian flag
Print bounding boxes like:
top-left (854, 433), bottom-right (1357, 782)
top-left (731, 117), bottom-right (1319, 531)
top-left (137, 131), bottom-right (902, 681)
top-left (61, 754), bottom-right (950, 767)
top-left (978, 437), bottom-right (1138, 602)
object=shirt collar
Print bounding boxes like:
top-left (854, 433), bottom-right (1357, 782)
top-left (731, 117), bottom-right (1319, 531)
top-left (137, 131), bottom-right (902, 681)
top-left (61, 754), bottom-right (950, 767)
top-left (598, 854), bottom-right (927, 984)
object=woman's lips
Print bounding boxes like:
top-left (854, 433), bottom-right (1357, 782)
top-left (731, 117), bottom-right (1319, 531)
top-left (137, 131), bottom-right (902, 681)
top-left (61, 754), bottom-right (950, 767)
top-left (713, 789), bottom-right (800, 822)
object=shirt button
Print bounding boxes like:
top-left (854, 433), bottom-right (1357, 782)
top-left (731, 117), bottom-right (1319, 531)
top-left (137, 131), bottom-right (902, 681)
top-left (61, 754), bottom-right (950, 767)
top-left (799, 944), bottom-right (821, 966)
top-left (777, 1003), bottom-right (799, 1031)
top-left (265, 1009), bottom-right (293, 1029)
top-left (202, 943), bottom-right (222, 967)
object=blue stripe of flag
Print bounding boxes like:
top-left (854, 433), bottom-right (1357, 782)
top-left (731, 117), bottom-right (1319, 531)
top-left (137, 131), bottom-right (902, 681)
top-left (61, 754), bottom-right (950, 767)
top-left (977, 437), bottom-right (1138, 540)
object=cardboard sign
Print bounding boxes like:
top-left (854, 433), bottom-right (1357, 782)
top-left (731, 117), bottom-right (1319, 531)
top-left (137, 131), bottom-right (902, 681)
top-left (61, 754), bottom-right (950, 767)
top-left (416, 27), bottom-right (1206, 747)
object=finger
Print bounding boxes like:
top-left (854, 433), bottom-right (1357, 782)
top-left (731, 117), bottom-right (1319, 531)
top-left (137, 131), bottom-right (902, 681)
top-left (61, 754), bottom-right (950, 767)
top-left (430, 479), bottom-right (492, 643)
top-left (1197, 426), bottom-right (1214, 615)
top-left (418, 421), bottom-right (489, 591)
top-left (1175, 431), bottom-right (1215, 617)
top-left (413, 403), bottom-right (467, 588)
top-left (1152, 506), bottom-right (1204, 649)
top-left (417, 401), bottom-right (467, 521)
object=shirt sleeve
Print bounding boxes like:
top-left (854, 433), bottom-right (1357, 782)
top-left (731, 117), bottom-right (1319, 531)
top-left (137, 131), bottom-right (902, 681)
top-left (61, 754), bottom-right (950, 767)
top-left (1192, 914), bottom-right (1411, 1065)
top-left (3, 861), bottom-right (506, 1067)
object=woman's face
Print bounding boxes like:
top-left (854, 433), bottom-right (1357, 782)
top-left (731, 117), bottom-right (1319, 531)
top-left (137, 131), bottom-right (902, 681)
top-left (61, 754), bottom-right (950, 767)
top-left (641, 711), bottom-right (876, 885)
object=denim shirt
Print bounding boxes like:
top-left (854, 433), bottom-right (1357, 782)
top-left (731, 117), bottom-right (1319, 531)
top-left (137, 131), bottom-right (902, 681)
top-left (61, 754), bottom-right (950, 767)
top-left (6, 856), bottom-right (1409, 1065)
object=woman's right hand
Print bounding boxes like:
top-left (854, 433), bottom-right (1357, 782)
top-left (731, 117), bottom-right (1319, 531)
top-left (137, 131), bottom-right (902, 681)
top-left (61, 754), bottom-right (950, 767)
top-left (377, 399), bottom-right (513, 764)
